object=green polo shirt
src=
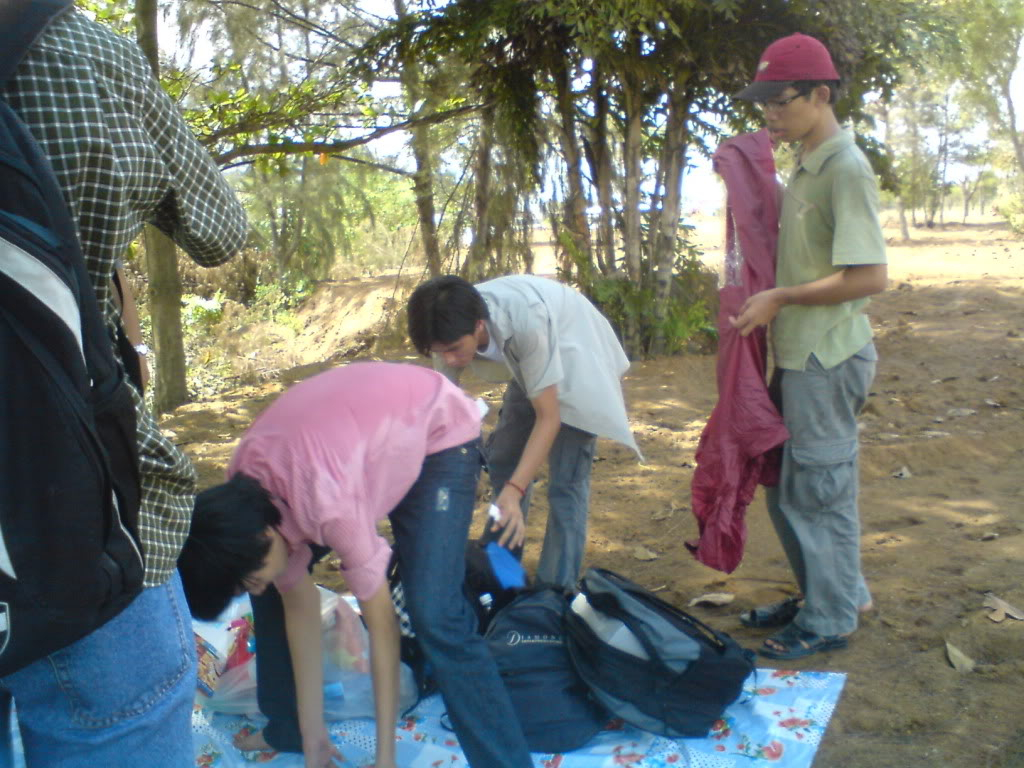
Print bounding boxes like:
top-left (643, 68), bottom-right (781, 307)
top-left (773, 128), bottom-right (886, 371)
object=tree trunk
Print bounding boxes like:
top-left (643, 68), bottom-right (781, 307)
top-left (583, 66), bottom-right (615, 277)
top-left (467, 105), bottom-right (495, 280)
top-left (518, 200), bottom-right (534, 275)
top-left (620, 69), bottom-right (644, 358)
top-left (898, 199), bottom-right (911, 241)
top-left (409, 130), bottom-right (442, 276)
top-left (395, 0), bottom-right (442, 277)
top-left (1002, 81), bottom-right (1024, 178)
top-left (545, 199), bottom-right (562, 268)
top-left (649, 92), bottom-right (688, 356)
top-left (937, 95), bottom-right (950, 226)
top-left (962, 176), bottom-right (980, 223)
top-left (551, 56), bottom-right (591, 281)
top-left (136, 0), bottom-right (189, 413)
top-left (593, 90), bottom-right (615, 277)
top-left (145, 227), bottom-right (189, 413)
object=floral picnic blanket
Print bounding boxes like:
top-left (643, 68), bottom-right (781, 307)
top-left (190, 669), bottom-right (845, 768)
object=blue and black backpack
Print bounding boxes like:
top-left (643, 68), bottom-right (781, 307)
top-left (0, 0), bottom-right (145, 676)
top-left (484, 586), bottom-right (610, 753)
top-left (566, 568), bottom-right (755, 738)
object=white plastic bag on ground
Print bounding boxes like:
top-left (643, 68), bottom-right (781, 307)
top-left (194, 587), bottom-right (417, 719)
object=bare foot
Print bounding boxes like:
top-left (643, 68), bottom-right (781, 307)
top-left (233, 728), bottom-right (273, 752)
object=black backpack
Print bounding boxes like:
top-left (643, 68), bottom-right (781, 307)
top-left (484, 587), bottom-right (610, 753)
top-left (462, 538), bottom-right (526, 632)
top-left (566, 568), bottom-right (755, 738)
top-left (0, 0), bottom-right (145, 676)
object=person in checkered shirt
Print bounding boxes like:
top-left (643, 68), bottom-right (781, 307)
top-left (0, 5), bottom-right (246, 766)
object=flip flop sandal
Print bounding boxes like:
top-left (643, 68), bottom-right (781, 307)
top-left (739, 596), bottom-right (802, 629)
top-left (758, 623), bottom-right (849, 660)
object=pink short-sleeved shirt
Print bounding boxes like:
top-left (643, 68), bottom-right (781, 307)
top-left (228, 362), bottom-right (482, 600)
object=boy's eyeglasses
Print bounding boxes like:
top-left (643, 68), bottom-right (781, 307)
top-left (755, 93), bottom-right (803, 113)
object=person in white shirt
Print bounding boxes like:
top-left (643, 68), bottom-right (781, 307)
top-left (407, 275), bottom-right (641, 588)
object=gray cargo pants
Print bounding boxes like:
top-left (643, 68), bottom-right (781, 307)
top-left (766, 343), bottom-right (876, 637)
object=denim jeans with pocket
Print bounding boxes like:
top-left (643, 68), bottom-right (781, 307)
top-left (0, 572), bottom-right (196, 768)
top-left (389, 439), bottom-right (533, 768)
top-left (484, 380), bottom-right (597, 588)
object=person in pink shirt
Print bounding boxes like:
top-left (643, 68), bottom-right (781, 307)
top-left (178, 362), bottom-right (532, 768)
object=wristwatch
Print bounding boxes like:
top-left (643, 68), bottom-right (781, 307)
top-left (134, 343), bottom-right (150, 357)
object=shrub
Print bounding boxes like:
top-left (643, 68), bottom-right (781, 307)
top-left (994, 192), bottom-right (1024, 234)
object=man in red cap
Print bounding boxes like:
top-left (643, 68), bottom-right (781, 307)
top-left (729, 33), bottom-right (887, 659)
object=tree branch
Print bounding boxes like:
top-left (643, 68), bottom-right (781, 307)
top-left (326, 154), bottom-right (413, 176)
top-left (212, 102), bottom-right (484, 165)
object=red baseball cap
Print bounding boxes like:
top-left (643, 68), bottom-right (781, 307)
top-left (736, 33), bottom-right (840, 101)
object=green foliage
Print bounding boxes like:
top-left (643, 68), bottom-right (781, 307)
top-left (176, 283), bottom-right (312, 398)
top-left (383, 0), bottom-right (941, 349)
top-left (856, 133), bottom-right (899, 195)
top-left (585, 272), bottom-right (715, 357)
top-left (250, 282), bottom-right (309, 335)
top-left (176, 293), bottom-right (231, 399)
top-left (75, 0), bottom-right (134, 34)
top-left (181, 293), bottom-right (225, 330)
top-left (956, 0), bottom-right (1024, 132)
top-left (571, 238), bottom-right (717, 357)
top-left (252, 278), bottom-right (312, 316)
top-left (237, 149), bottom-right (421, 283)
top-left (167, 0), bottom-right (395, 169)
top-left (994, 192), bottom-right (1024, 234)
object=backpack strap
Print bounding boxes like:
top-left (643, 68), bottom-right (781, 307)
top-left (1, 0), bottom-right (146, 395)
top-left (589, 568), bottom-right (728, 644)
top-left (580, 568), bottom-right (731, 672)
top-left (0, 0), bottom-right (75, 85)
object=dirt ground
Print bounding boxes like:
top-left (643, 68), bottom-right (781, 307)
top-left (165, 214), bottom-right (1024, 768)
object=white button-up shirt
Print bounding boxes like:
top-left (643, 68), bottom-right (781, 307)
top-left (437, 275), bottom-right (641, 459)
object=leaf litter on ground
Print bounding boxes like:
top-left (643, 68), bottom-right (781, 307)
top-left (983, 592), bottom-right (1024, 623)
top-left (945, 641), bottom-right (976, 673)
top-left (688, 593), bottom-right (735, 608)
top-left (631, 545), bottom-right (659, 561)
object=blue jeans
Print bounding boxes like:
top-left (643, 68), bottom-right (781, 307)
top-left (389, 439), bottom-right (533, 768)
top-left (485, 380), bottom-right (597, 588)
top-left (766, 345), bottom-right (876, 637)
top-left (0, 572), bottom-right (196, 768)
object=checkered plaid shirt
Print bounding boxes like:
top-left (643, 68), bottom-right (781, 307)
top-left (2, 9), bottom-right (248, 586)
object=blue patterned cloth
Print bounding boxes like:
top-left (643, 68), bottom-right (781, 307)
top-left (189, 669), bottom-right (845, 768)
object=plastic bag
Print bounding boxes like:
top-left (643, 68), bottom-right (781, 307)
top-left (201, 604), bottom-right (261, 716)
top-left (204, 654), bottom-right (259, 715)
top-left (193, 596), bottom-right (257, 700)
top-left (196, 588), bottom-right (417, 719)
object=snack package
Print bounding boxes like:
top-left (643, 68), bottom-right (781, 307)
top-left (194, 635), bottom-right (223, 698)
top-left (193, 596), bottom-right (254, 702)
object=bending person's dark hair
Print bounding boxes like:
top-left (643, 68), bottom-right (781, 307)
top-left (177, 473), bottom-right (281, 620)
top-left (407, 275), bottom-right (489, 356)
